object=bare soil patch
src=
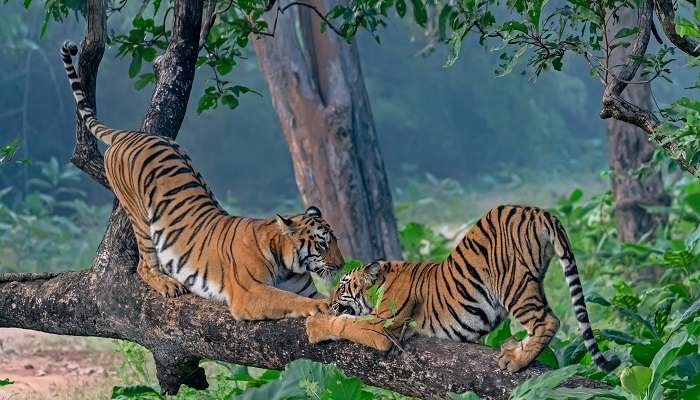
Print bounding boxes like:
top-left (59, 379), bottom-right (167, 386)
top-left (0, 328), bottom-right (121, 400)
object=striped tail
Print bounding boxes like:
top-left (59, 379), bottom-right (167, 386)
top-left (60, 41), bottom-right (121, 145)
top-left (549, 216), bottom-right (620, 372)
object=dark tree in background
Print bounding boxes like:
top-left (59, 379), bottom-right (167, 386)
top-left (254, 0), bottom-right (401, 260)
top-left (606, 6), bottom-right (670, 242)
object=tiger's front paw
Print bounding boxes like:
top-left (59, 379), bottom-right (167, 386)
top-left (153, 277), bottom-right (188, 298)
top-left (498, 338), bottom-right (529, 372)
top-left (305, 299), bottom-right (331, 316)
top-left (305, 313), bottom-right (334, 344)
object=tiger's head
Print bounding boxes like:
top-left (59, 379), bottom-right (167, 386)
top-left (275, 206), bottom-right (343, 280)
top-left (328, 261), bottom-right (382, 316)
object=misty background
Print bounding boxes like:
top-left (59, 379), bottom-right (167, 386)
top-left (1, 2), bottom-right (646, 214)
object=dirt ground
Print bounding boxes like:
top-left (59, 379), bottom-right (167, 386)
top-left (0, 328), bottom-right (122, 400)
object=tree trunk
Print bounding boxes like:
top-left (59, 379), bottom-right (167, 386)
top-left (606, 6), bottom-right (670, 242)
top-left (253, 0), bottom-right (401, 261)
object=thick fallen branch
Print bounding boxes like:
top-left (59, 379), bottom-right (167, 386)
top-left (0, 265), bottom-right (606, 400)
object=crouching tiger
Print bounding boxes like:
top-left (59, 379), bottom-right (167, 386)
top-left (61, 41), bottom-right (343, 320)
top-left (305, 205), bottom-right (619, 372)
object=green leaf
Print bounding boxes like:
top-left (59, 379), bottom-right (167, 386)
top-left (216, 59), bottom-right (235, 76)
top-left (133, 73), bottom-right (155, 91)
top-left (496, 46), bottom-right (527, 77)
top-left (111, 385), bottom-right (163, 399)
top-left (128, 52), bottom-right (143, 79)
top-left (448, 391), bottom-right (482, 400)
top-left (395, 0), bottom-right (406, 18)
top-left (620, 366), bottom-right (652, 398)
top-left (631, 340), bottom-right (663, 367)
top-left (0, 378), bottom-right (13, 387)
top-left (483, 318), bottom-right (512, 347)
top-left (438, 5), bottom-right (453, 39)
top-left (323, 370), bottom-right (372, 400)
top-left (685, 192), bottom-right (700, 214)
top-left (510, 365), bottom-right (580, 399)
top-left (614, 26), bottom-right (640, 40)
top-left (536, 346), bottom-right (559, 369)
top-left (552, 56), bottom-right (563, 71)
top-left (648, 330), bottom-right (690, 398)
top-left (366, 284), bottom-right (385, 308)
top-left (676, 16), bottom-right (700, 38)
top-left (220, 94), bottom-right (239, 110)
top-left (569, 188), bottom-right (583, 203)
top-left (141, 47), bottom-right (157, 62)
top-left (677, 353), bottom-right (700, 380)
top-left (410, 0), bottom-right (427, 27)
top-left (238, 359), bottom-right (337, 400)
top-left (197, 93), bottom-right (218, 114)
top-left (501, 20), bottom-right (528, 34)
top-left (527, 0), bottom-right (548, 29)
top-left (601, 329), bottom-right (646, 345)
top-left (445, 23), bottom-right (469, 67)
top-left (587, 292), bottom-right (611, 307)
top-left (668, 298), bottom-right (700, 331)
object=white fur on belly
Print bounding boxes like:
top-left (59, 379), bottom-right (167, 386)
top-left (152, 226), bottom-right (229, 304)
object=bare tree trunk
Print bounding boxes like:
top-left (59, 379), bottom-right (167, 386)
top-left (606, 6), bottom-right (670, 242)
top-left (253, 0), bottom-right (401, 261)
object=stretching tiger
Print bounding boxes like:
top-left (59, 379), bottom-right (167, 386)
top-left (61, 41), bottom-right (343, 320)
top-left (306, 205), bottom-right (619, 372)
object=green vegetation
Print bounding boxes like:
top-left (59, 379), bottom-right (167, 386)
top-left (5, 164), bottom-right (695, 398)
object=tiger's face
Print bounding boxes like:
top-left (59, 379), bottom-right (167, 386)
top-left (329, 262), bottom-right (381, 316)
top-left (276, 206), bottom-right (343, 280)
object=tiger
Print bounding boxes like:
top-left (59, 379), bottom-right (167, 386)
top-left (305, 205), bottom-right (619, 372)
top-left (60, 41), bottom-right (343, 320)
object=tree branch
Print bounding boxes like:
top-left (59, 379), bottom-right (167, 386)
top-left (0, 269), bottom-right (606, 399)
top-left (601, 0), bottom-right (699, 177)
top-left (198, 0), bottom-right (217, 50)
top-left (142, 0), bottom-right (204, 137)
top-left (654, 0), bottom-right (700, 57)
top-left (600, 94), bottom-right (699, 176)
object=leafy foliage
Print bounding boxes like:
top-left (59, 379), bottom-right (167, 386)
top-left (0, 158), bottom-right (108, 273)
top-left (324, 0), bottom-right (700, 178)
top-left (0, 138), bottom-right (29, 166)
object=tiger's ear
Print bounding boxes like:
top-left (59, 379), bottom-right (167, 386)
top-left (276, 214), bottom-right (295, 234)
top-left (361, 261), bottom-right (381, 284)
top-left (305, 206), bottom-right (322, 218)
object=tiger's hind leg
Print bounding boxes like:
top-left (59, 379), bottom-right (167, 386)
top-left (499, 280), bottom-right (560, 372)
top-left (135, 235), bottom-right (187, 298)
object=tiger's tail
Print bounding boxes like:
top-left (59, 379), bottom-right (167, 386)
top-left (60, 41), bottom-right (122, 145)
top-left (548, 214), bottom-right (620, 372)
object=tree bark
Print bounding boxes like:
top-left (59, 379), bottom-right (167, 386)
top-left (605, 3), bottom-right (670, 242)
top-left (253, 0), bottom-right (401, 261)
top-left (0, 270), bottom-right (606, 399)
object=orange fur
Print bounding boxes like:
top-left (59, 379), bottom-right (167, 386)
top-left (61, 42), bottom-right (343, 320)
top-left (307, 205), bottom-right (618, 372)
